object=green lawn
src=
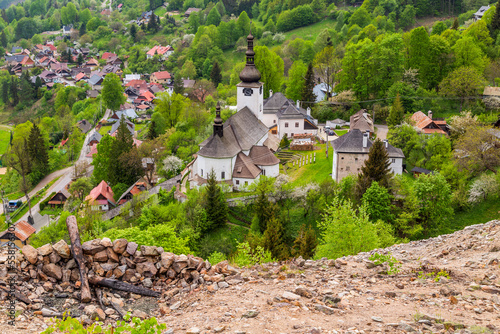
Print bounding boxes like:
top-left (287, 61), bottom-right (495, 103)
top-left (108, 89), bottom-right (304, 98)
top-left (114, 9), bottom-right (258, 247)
top-left (281, 143), bottom-right (333, 187)
top-left (335, 129), bottom-right (348, 136)
top-left (283, 19), bottom-right (336, 41)
top-left (0, 128), bottom-right (10, 157)
top-left (98, 125), bottom-right (112, 136)
top-left (155, 7), bottom-right (167, 17)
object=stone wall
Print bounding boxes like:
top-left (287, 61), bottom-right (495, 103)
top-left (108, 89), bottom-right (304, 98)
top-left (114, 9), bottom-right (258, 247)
top-left (18, 237), bottom-right (239, 294)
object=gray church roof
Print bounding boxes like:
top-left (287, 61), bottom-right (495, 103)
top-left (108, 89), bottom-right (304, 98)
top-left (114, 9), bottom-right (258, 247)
top-left (333, 129), bottom-right (404, 158)
top-left (263, 92), bottom-right (290, 114)
top-left (198, 107), bottom-right (269, 159)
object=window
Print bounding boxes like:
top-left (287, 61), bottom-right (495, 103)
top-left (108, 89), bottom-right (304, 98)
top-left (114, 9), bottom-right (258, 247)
top-left (392, 158), bottom-right (396, 163)
top-left (272, 130), bottom-right (277, 134)
top-left (355, 158), bottom-right (358, 161)
top-left (262, 169), bottom-right (265, 176)
top-left (285, 122), bottom-right (289, 128)
top-left (341, 157), bottom-right (344, 160)
top-left (221, 171), bottom-right (225, 179)
top-left (346, 166), bottom-right (350, 171)
top-left (291, 133), bottom-right (294, 137)
top-left (273, 120), bottom-right (276, 124)
top-left (295, 122), bottom-right (299, 128)
top-left (357, 168), bottom-right (360, 171)
top-left (236, 180), bottom-right (240, 185)
top-left (260, 86), bottom-right (262, 94)
top-left (201, 169), bottom-right (203, 177)
top-left (341, 168), bottom-right (344, 171)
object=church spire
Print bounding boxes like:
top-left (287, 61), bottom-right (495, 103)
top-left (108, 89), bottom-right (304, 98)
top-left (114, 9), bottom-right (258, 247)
top-left (239, 28), bottom-right (261, 83)
top-left (213, 101), bottom-right (223, 137)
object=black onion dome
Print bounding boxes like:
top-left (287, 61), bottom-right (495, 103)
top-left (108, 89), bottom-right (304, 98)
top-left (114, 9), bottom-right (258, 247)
top-left (239, 31), bottom-right (261, 83)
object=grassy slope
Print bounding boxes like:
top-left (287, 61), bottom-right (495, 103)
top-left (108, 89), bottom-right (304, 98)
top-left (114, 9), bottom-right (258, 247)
top-left (281, 143), bottom-right (333, 187)
top-left (0, 129), bottom-right (9, 156)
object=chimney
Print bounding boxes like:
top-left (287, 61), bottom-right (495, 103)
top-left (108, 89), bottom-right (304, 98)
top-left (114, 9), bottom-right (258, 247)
top-left (428, 110), bottom-right (433, 119)
top-left (269, 89), bottom-right (273, 97)
top-left (296, 100), bottom-right (300, 109)
top-left (383, 139), bottom-right (388, 148)
top-left (363, 132), bottom-right (368, 148)
top-left (307, 107), bottom-right (311, 116)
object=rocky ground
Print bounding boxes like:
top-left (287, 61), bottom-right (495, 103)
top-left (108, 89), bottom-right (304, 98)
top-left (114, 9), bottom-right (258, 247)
top-left (0, 220), bottom-right (499, 334)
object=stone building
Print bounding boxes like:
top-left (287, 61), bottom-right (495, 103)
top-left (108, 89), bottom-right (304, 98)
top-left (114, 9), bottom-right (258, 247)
top-left (332, 129), bottom-right (404, 182)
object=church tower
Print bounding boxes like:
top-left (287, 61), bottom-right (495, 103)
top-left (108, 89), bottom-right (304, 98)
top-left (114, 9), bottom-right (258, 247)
top-left (237, 30), bottom-right (264, 121)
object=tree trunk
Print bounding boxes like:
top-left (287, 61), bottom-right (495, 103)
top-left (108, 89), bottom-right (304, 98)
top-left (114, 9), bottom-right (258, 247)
top-left (65, 215), bottom-right (92, 303)
top-left (0, 286), bottom-right (31, 304)
top-left (88, 276), bottom-right (160, 297)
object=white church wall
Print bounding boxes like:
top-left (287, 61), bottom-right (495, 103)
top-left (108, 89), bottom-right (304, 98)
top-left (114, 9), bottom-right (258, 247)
top-left (197, 155), bottom-right (236, 181)
top-left (233, 176), bottom-right (260, 189)
top-left (259, 164), bottom-right (279, 177)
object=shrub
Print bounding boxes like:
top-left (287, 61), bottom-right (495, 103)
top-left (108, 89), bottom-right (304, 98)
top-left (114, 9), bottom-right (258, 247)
top-left (468, 173), bottom-right (499, 204)
top-left (231, 242), bottom-right (275, 268)
top-left (208, 251), bottom-right (226, 265)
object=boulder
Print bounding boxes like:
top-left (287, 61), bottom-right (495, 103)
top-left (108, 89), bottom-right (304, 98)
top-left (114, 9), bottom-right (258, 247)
top-left (136, 262), bottom-right (158, 276)
top-left (101, 262), bottom-right (118, 272)
top-left (53, 240), bottom-right (71, 258)
top-left (161, 252), bottom-right (175, 269)
top-left (49, 252), bottom-right (61, 264)
top-left (106, 248), bottom-right (120, 262)
top-left (38, 244), bottom-right (54, 256)
top-left (82, 240), bottom-right (105, 255)
top-left (140, 245), bottom-right (159, 256)
top-left (22, 245), bottom-right (38, 264)
top-left (112, 239), bottom-right (128, 254)
top-left (126, 242), bottom-right (138, 256)
top-left (94, 250), bottom-right (108, 262)
top-left (113, 265), bottom-right (127, 279)
top-left (42, 263), bottom-right (63, 280)
top-left (100, 237), bottom-right (112, 248)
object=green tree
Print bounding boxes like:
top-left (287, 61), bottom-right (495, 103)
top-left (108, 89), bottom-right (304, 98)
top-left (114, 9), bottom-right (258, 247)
top-left (210, 61), bottom-right (222, 86)
top-left (206, 6), bottom-right (222, 26)
top-left (0, 31), bottom-right (7, 47)
top-left (491, 0), bottom-right (500, 37)
top-left (356, 139), bottom-right (392, 198)
top-left (252, 176), bottom-right (277, 233)
top-left (387, 93), bottom-right (404, 127)
top-left (130, 24), bottom-right (137, 40)
top-left (452, 36), bottom-right (487, 73)
top-left (408, 27), bottom-right (432, 89)
top-left (154, 92), bottom-right (188, 128)
top-left (293, 224), bottom-right (318, 259)
top-left (285, 60), bottom-right (307, 101)
top-left (316, 197), bottom-right (395, 259)
top-left (313, 44), bottom-right (340, 97)
top-left (92, 135), bottom-right (115, 183)
top-left (399, 5), bottom-right (416, 30)
top-left (2, 80), bottom-right (9, 104)
top-left (439, 66), bottom-right (487, 111)
top-left (203, 169), bottom-right (228, 232)
top-left (101, 73), bottom-right (126, 112)
top-left (452, 18), bottom-right (459, 30)
top-left (431, 21), bottom-right (447, 35)
top-left (362, 181), bottom-right (394, 223)
top-left (10, 76), bottom-right (18, 106)
top-left (255, 46), bottom-right (284, 99)
top-left (181, 60), bottom-right (197, 79)
top-left (302, 62), bottom-right (317, 103)
top-left (349, 7), bottom-right (371, 28)
top-left (69, 177), bottom-right (92, 201)
top-left (27, 123), bottom-right (49, 182)
top-left (263, 216), bottom-right (290, 261)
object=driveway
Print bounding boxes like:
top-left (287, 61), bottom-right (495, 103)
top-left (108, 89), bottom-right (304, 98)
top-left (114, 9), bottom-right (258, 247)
top-left (14, 128), bottom-right (96, 230)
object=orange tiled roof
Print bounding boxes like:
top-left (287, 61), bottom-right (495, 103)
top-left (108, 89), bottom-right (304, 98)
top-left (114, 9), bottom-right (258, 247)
top-left (152, 71), bottom-right (171, 80)
top-left (0, 221), bottom-right (36, 242)
top-left (85, 180), bottom-right (115, 205)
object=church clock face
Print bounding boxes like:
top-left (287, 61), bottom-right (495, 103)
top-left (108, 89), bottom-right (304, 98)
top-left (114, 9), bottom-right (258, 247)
top-left (243, 88), bottom-right (253, 96)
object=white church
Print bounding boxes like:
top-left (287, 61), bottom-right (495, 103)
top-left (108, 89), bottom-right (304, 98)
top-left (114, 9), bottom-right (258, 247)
top-left (186, 32), bottom-right (319, 189)
top-left (186, 32), bottom-right (281, 189)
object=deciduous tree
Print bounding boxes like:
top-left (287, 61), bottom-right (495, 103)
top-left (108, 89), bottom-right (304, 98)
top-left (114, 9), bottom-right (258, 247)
top-left (387, 93), bottom-right (404, 127)
top-left (101, 73), bottom-right (126, 112)
top-left (439, 66), bottom-right (486, 111)
top-left (285, 60), bottom-right (307, 101)
top-left (255, 45), bottom-right (284, 99)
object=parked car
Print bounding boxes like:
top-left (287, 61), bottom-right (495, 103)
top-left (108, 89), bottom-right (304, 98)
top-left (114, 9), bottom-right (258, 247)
top-left (6, 200), bottom-right (22, 212)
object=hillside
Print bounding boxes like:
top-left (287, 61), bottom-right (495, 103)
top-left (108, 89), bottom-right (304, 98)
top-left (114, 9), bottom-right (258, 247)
top-left (1, 219), bottom-right (499, 333)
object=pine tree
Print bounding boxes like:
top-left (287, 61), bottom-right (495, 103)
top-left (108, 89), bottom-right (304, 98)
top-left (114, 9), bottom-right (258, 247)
top-left (1, 80), bottom-right (9, 104)
top-left (115, 116), bottom-right (134, 151)
top-left (279, 134), bottom-right (290, 149)
top-left (491, 0), bottom-right (500, 37)
top-left (302, 63), bottom-right (317, 103)
top-left (148, 13), bottom-right (158, 32)
top-left (28, 123), bottom-right (49, 179)
top-left (79, 22), bottom-right (86, 36)
top-left (147, 120), bottom-right (157, 139)
top-left (451, 18), bottom-right (459, 30)
top-left (130, 24), bottom-right (137, 40)
top-left (263, 216), bottom-right (290, 261)
top-left (387, 93), bottom-right (405, 127)
top-left (77, 53), bottom-right (84, 65)
top-left (173, 75), bottom-right (184, 95)
top-left (10, 76), bottom-right (18, 106)
top-left (293, 224), bottom-right (318, 259)
top-left (204, 169), bottom-right (228, 231)
top-left (356, 139), bottom-right (392, 198)
top-left (210, 61), bottom-right (222, 86)
top-left (0, 31), bottom-right (7, 47)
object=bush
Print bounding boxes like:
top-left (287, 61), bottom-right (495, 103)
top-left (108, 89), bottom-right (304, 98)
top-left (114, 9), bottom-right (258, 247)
top-left (39, 192), bottom-right (55, 212)
top-left (468, 173), bottom-right (499, 204)
top-left (231, 242), bottom-right (275, 268)
top-left (208, 251), bottom-right (226, 265)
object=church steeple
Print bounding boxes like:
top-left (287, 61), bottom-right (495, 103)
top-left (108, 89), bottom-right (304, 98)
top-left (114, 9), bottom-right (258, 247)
top-left (213, 101), bottom-right (223, 137)
top-left (239, 29), bottom-right (261, 83)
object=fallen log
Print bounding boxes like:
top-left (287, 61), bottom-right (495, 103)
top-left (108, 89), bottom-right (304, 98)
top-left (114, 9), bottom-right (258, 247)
top-left (111, 301), bottom-right (127, 320)
top-left (0, 285), bottom-right (31, 305)
top-left (95, 288), bottom-right (104, 310)
top-left (88, 276), bottom-right (160, 297)
top-left (66, 215), bottom-right (92, 303)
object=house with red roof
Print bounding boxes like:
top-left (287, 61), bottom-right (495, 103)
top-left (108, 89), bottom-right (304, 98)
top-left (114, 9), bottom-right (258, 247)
top-left (150, 71), bottom-right (171, 85)
top-left (126, 79), bottom-right (148, 91)
top-left (101, 52), bottom-right (117, 60)
top-left (135, 90), bottom-right (155, 103)
top-left (75, 72), bottom-right (89, 82)
top-left (410, 111), bottom-right (448, 135)
top-left (116, 178), bottom-right (150, 205)
top-left (20, 56), bottom-right (35, 67)
top-left (85, 180), bottom-right (116, 211)
top-left (146, 45), bottom-right (174, 60)
top-left (0, 220), bottom-right (36, 248)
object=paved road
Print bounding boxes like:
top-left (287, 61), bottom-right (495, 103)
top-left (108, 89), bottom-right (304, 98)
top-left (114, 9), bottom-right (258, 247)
top-left (15, 128), bottom-right (96, 231)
